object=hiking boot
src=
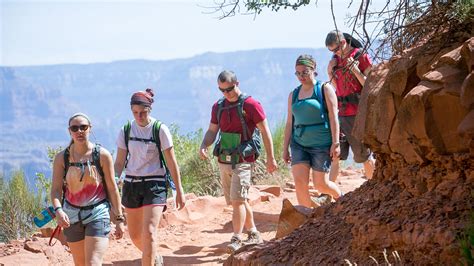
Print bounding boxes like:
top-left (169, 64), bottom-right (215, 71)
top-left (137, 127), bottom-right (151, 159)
top-left (226, 235), bottom-right (242, 254)
top-left (243, 231), bottom-right (263, 245)
top-left (311, 194), bottom-right (332, 207)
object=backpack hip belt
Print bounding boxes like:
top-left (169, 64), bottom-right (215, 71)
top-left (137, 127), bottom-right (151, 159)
top-left (337, 92), bottom-right (360, 106)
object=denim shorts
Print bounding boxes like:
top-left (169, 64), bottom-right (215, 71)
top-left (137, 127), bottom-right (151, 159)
top-left (63, 217), bottom-right (111, 243)
top-left (121, 175), bottom-right (168, 210)
top-left (290, 140), bottom-right (331, 172)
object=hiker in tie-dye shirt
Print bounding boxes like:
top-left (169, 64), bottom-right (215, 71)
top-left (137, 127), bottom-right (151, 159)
top-left (51, 113), bottom-right (125, 266)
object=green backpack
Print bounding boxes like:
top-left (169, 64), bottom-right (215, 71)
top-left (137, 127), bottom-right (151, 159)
top-left (212, 94), bottom-right (262, 168)
top-left (123, 120), bottom-right (176, 192)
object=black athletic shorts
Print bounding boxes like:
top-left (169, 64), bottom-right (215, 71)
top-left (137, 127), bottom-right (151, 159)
top-left (121, 175), bottom-right (168, 210)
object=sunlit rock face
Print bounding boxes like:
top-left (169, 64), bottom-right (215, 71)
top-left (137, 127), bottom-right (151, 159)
top-left (227, 37), bottom-right (474, 265)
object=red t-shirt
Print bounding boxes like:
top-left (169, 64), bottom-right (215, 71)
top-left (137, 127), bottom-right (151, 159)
top-left (333, 48), bottom-right (372, 116)
top-left (211, 95), bottom-right (266, 163)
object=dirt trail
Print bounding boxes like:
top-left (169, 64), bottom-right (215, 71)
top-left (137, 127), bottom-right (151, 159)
top-left (0, 169), bottom-right (366, 265)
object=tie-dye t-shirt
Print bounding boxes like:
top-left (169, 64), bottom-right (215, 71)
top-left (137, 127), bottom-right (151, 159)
top-left (62, 149), bottom-right (109, 224)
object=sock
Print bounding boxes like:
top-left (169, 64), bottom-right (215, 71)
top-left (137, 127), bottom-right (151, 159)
top-left (248, 227), bottom-right (258, 234)
top-left (233, 233), bottom-right (241, 239)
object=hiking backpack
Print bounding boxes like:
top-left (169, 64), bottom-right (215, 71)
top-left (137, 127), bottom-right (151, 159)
top-left (213, 93), bottom-right (262, 162)
top-left (291, 81), bottom-right (329, 135)
top-left (122, 120), bottom-right (176, 192)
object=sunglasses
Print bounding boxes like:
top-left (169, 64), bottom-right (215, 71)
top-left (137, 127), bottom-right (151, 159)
top-left (329, 44), bottom-right (341, 53)
top-left (69, 125), bottom-right (90, 132)
top-left (218, 85), bottom-right (235, 93)
top-left (294, 70), bottom-right (311, 77)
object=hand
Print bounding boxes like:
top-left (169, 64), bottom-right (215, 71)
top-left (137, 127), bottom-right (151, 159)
top-left (266, 158), bottom-right (278, 174)
top-left (347, 57), bottom-right (359, 73)
top-left (175, 189), bottom-right (186, 210)
top-left (56, 209), bottom-right (70, 228)
top-left (114, 221), bottom-right (125, 240)
top-left (330, 143), bottom-right (341, 159)
top-left (199, 146), bottom-right (209, 160)
top-left (282, 149), bottom-right (291, 164)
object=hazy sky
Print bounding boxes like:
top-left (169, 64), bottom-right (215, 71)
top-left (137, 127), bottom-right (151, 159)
top-left (1, 0), bottom-right (382, 66)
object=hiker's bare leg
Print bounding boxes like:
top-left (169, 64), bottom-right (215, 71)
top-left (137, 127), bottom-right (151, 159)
top-left (232, 200), bottom-right (246, 234)
top-left (68, 240), bottom-right (86, 266)
top-left (292, 164), bottom-right (311, 207)
top-left (84, 236), bottom-right (108, 266)
top-left (312, 170), bottom-right (342, 199)
top-left (141, 205), bottom-right (164, 266)
top-left (329, 157), bottom-right (340, 182)
top-left (363, 157), bottom-right (375, 179)
top-left (244, 200), bottom-right (256, 231)
top-left (125, 207), bottom-right (144, 251)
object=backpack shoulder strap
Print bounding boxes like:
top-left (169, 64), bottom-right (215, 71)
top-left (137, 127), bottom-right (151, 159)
top-left (236, 94), bottom-right (250, 141)
top-left (152, 120), bottom-right (165, 169)
top-left (216, 97), bottom-right (226, 128)
top-left (92, 144), bottom-right (105, 179)
top-left (317, 82), bottom-right (329, 129)
top-left (353, 48), bottom-right (362, 61)
top-left (63, 147), bottom-right (70, 180)
top-left (292, 86), bottom-right (301, 104)
top-left (123, 121), bottom-right (131, 152)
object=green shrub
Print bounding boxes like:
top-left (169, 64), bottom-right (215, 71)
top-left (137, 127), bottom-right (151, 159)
top-left (170, 125), bottom-right (222, 197)
top-left (0, 171), bottom-right (43, 242)
top-left (459, 212), bottom-right (474, 265)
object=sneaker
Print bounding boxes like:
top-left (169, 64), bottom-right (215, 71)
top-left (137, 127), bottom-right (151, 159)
top-left (154, 254), bottom-right (163, 266)
top-left (243, 231), bottom-right (263, 245)
top-left (311, 194), bottom-right (332, 207)
top-left (226, 235), bottom-right (242, 254)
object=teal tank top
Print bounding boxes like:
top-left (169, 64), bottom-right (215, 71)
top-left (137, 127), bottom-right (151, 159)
top-left (291, 81), bottom-right (332, 147)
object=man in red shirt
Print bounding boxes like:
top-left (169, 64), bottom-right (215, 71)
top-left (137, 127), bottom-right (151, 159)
top-left (326, 30), bottom-right (375, 181)
top-left (199, 70), bottom-right (277, 253)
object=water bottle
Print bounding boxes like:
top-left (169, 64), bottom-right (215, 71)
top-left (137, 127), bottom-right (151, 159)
top-left (34, 206), bottom-right (56, 228)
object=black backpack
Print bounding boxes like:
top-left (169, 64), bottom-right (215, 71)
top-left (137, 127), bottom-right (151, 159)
top-left (62, 143), bottom-right (108, 207)
top-left (213, 94), bottom-right (262, 165)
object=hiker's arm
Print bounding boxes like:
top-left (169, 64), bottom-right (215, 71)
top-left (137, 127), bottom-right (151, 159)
top-left (102, 150), bottom-right (122, 215)
top-left (328, 58), bottom-right (337, 88)
top-left (199, 123), bottom-right (219, 160)
top-left (324, 83), bottom-right (341, 159)
top-left (347, 57), bottom-right (371, 86)
top-left (114, 147), bottom-right (127, 178)
top-left (101, 149), bottom-right (125, 238)
top-left (50, 151), bottom-right (70, 228)
top-left (283, 92), bottom-right (293, 164)
top-left (256, 119), bottom-right (277, 173)
top-left (163, 147), bottom-right (185, 210)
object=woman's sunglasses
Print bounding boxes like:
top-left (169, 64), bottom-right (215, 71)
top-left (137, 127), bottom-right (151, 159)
top-left (219, 85), bottom-right (235, 93)
top-left (69, 125), bottom-right (90, 132)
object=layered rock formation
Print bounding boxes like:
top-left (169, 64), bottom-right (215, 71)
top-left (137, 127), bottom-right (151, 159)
top-left (227, 35), bottom-right (473, 265)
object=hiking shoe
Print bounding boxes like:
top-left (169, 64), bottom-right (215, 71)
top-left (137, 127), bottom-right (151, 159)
top-left (226, 235), bottom-right (242, 254)
top-left (311, 194), bottom-right (332, 207)
top-left (243, 231), bottom-right (263, 245)
top-left (154, 254), bottom-right (163, 266)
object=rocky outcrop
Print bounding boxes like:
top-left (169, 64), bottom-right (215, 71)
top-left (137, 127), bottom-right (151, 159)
top-left (226, 36), bottom-right (474, 265)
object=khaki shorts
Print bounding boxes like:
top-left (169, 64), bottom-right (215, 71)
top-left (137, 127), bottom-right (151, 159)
top-left (218, 163), bottom-right (252, 204)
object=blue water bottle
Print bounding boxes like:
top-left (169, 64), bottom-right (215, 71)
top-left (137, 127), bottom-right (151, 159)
top-left (34, 206), bottom-right (56, 228)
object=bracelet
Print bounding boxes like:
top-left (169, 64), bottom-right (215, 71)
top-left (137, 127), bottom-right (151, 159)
top-left (115, 215), bottom-right (125, 222)
top-left (54, 206), bottom-right (62, 212)
top-left (333, 142), bottom-right (340, 146)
